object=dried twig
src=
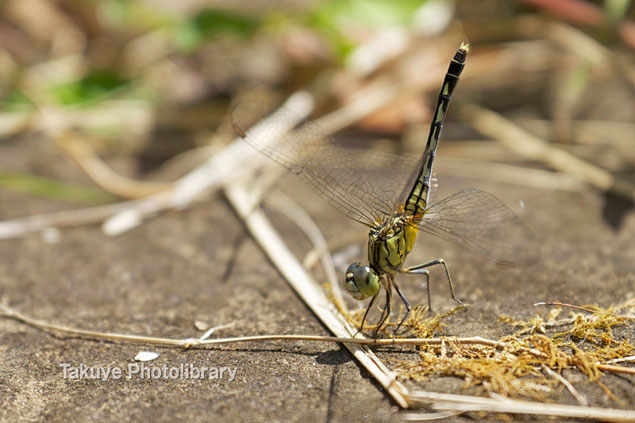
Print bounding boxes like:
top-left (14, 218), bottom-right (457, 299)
top-left (408, 390), bottom-right (635, 422)
top-left (401, 410), bottom-right (464, 421)
top-left (602, 356), bottom-right (635, 365)
top-left (535, 301), bottom-right (635, 320)
top-left (595, 363), bottom-right (635, 375)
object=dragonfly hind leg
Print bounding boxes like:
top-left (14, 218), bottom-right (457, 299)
top-left (398, 268), bottom-right (432, 312)
top-left (402, 258), bottom-right (468, 309)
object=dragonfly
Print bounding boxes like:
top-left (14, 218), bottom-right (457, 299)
top-left (231, 43), bottom-right (539, 336)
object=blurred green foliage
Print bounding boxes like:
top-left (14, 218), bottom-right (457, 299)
top-left (309, 0), bottom-right (428, 58)
top-left (50, 70), bottom-right (130, 106)
top-left (0, 171), bottom-right (116, 204)
top-left (175, 9), bottom-right (260, 52)
top-left (605, 0), bottom-right (632, 21)
top-left (314, 0), bottom-right (428, 28)
top-left (3, 90), bottom-right (34, 112)
top-left (1, 0), bottom-right (431, 108)
top-left (99, 0), bottom-right (174, 30)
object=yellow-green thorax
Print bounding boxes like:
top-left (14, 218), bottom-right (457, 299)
top-left (368, 214), bottom-right (420, 275)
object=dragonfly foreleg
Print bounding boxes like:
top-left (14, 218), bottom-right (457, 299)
top-left (402, 258), bottom-right (467, 309)
top-left (356, 293), bottom-right (379, 337)
top-left (374, 283), bottom-right (392, 337)
top-left (391, 276), bottom-right (412, 337)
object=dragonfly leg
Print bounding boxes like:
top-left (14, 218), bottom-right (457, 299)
top-left (374, 284), bottom-right (392, 337)
top-left (356, 293), bottom-right (379, 337)
top-left (403, 258), bottom-right (467, 309)
top-left (399, 268), bottom-right (431, 312)
top-left (391, 276), bottom-right (412, 338)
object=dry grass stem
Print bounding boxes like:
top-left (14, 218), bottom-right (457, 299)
top-left (408, 390), bottom-right (635, 422)
top-left (536, 301), bottom-right (635, 320)
top-left (546, 21), bottom-right (635, 87)
top-left (461, 103), bottom-right (635, 201)
top-left (222, 180), bottom-right (411, 408)
top-left (435, 157), bottom-right (586, 192)
top-left (54, 130), bottom-right (173, 198)
top-left (542, 364), bottom-right (588, 406)
top-left (0, 92), bottom-right (314, 239)
top-left (102, 91), bottom-right (315, 235)
top-left (0, 197), bottom-right (169, 240)
top-left (0, 304), bottom-right (509, 349)
top-left (265, 190), bottom-right (345, 310)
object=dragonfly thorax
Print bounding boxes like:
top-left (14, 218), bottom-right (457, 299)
top-left (343, 214), bottom-right (421, 302)
top-left (368, 214), bottom-right (419, 276)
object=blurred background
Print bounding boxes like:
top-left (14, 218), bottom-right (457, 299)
top-left (0, 0), bottom-right (633, 227)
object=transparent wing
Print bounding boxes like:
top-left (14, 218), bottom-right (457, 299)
top-left (232, 101), bottom-right (421, 226)
top-left (420, 188), bottom-right (540, 266)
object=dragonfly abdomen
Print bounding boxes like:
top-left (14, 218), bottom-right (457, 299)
top-left (404, 44), bottom-right (469, 218)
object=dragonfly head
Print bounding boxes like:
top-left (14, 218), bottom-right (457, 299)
top-left (344, 262), bottom-right (380, 300)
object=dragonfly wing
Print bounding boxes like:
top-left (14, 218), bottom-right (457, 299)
top-left (232, 101), bottom-right (418, 226)
top-left (420, 188), bottom-right (540, 266)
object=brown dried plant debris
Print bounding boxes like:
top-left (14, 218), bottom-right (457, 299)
top-left (341, 298), bottom-right (634, 401)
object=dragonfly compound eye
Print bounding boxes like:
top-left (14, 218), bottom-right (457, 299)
top-left (344, 263), bottom-right (379, 300)
top-left (345, 262), bottom-right (361, 276)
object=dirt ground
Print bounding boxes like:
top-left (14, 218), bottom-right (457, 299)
top-left (0, 136), bottom-right (633, 422)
